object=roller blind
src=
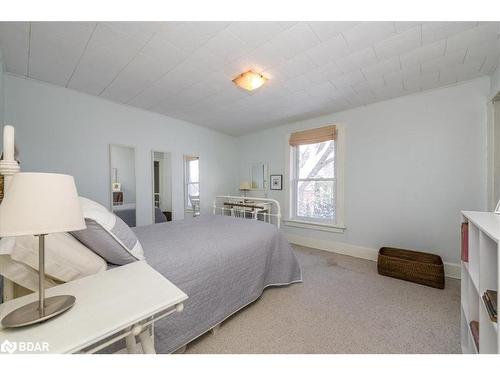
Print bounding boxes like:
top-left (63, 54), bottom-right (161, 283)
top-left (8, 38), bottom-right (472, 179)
top-left (289, 125), bottom-right (337, 146)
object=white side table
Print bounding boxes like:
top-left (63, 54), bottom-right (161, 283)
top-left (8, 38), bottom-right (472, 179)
top-left (0, 261), bottom-right (187, 354)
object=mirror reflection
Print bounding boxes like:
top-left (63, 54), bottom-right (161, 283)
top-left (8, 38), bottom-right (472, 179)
top-left (250, 162), bottom-right (268, 190)
top-left (109, 144), bottom-right (136, 227)
top-left (184, 155), bottom-right (200, 216)
top-left (152, 151), bottom-right (173, 223)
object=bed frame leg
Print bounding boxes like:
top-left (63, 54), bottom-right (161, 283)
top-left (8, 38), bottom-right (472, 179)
top-left (211, 323), bottom-right (221, 335)
top-left (174, 345), bottom-right (187, 354)
top-left (125, 334), bottom-right (138, 354)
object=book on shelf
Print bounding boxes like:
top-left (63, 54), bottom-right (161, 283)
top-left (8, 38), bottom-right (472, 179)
top-left (486, 290), bottom-right (497, 312)
top-left (461, 222), bottom-right (468, 262)
top-left (470, 320), bottom-right (479, 350)
top-left (482, 290), bottom-right (497, 322)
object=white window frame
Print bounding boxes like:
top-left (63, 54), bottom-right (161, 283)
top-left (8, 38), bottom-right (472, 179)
top-left (184, 156), bottom-right (200, 211)
top-left (285, 124), bottom-right (345, 233)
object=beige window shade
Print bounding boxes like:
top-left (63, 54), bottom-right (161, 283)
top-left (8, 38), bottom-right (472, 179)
top-left (289, 125), bottom-right (337, 146)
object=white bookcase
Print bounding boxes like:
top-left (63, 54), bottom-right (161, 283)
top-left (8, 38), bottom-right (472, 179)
top-left (461, 211), bottom-right (499, 354)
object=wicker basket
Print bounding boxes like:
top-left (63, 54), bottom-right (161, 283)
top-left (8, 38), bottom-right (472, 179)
top-left (377, 247), bottom-right (445, 289)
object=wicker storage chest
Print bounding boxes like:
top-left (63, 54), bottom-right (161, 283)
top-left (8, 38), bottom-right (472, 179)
top-left (377, 247), bottom-right (445, 289)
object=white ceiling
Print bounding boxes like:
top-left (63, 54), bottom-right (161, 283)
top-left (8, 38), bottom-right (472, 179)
top-left (0, 21), bottom-right (499, 135)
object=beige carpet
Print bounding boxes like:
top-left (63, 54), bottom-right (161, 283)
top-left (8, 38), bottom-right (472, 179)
top-left (184, 245), bottom-right (461, 354)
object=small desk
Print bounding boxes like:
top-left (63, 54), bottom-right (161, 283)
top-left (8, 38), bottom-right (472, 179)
top-left (0, 261), bottom-right (187, 354)
top-left (223, 200), bottom-right (273, 222)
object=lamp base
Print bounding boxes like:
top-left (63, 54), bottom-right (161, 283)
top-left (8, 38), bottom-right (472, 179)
top-left (1, 295), bottom-right (76, 328)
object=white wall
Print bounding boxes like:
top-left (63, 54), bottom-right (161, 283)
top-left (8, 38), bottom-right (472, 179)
top-left (2, 75), bottom-right (238, 226)
top-left (237, 77), bottom-right (490, 266)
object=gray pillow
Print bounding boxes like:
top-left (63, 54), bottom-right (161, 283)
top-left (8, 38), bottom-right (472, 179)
top-left (70, 197), bottom-right (145, 266)
top-left (71, 218), bottom-right (139, 265)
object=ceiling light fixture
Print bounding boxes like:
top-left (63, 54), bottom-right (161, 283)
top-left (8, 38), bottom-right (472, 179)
top-left (232, 70), bottom-right (268, 91)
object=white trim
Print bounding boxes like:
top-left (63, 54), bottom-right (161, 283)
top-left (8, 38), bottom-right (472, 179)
top-left (284, 219), bottom-right (346, 233)
top-left (335, 124), bottom-right (346, 227)
top-left (285, 233), bottom-right (461, 279)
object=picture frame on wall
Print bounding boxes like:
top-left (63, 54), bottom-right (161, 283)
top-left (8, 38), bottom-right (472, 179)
top-left (270, 175), bottom-right (283, 190)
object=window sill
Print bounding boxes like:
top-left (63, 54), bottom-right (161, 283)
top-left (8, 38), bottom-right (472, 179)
top-left (283, 219), bottom-right (346, 233)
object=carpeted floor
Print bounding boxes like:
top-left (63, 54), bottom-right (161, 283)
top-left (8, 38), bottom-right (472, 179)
top-left (184, 245), bottom-right (461, 354)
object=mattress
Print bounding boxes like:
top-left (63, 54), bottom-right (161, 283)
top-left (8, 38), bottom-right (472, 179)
top-left (132, 214), bottom-right (302, 353)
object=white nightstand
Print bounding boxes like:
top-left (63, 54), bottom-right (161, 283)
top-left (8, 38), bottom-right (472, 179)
top-left (0, 261), bottom-right (187, 354)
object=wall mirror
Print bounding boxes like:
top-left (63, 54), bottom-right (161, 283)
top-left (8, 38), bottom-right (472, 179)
top-left (109, 144), bottom-right (136, 227)
top-left (250, 162), bottom-right (268, 190)
top-left (184, 155), bottom-right (200, 216)
top-left (152, 151), bottom-right (173, 223)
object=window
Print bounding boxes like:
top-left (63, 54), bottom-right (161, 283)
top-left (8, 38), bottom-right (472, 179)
top-left (288, 125), bottom-right (344, 229)
top-left (184, 156), bottom-right (199, 210)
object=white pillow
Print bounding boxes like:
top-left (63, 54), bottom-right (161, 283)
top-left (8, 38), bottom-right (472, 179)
top-left (6, 232), bottom-right (107, 282)
top-left (0, 255), bottom-right (59, 292)
top-left (70, 197), bottom-right (145, 265)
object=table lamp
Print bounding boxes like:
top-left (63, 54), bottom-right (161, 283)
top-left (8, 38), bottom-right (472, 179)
top-left (239, 181), bottom-right (251, 198)
top-left (0, 173), bottom-right (86, 328)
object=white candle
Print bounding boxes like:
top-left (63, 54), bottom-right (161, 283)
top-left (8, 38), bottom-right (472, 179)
top-left (3, 125), bottom-right (15, 161)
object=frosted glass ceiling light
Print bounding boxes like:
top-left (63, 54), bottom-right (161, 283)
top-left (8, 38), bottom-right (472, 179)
top-left (233, 70), bottom-right (268, 91)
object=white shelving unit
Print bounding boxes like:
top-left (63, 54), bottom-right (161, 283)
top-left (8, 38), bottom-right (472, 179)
top-left (461, 211), bottom-right (499, 354)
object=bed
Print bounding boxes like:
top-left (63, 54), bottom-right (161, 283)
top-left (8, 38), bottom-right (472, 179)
top-left (134, 214), bottom-right (302, 353)
top-left (0, 125), bottom-right (302, 353)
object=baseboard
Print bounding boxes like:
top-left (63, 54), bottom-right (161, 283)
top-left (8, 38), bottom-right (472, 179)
top-left (285, 233), bottom-right (461, 280)
top-left (443, 262), bottom-right (461, 280)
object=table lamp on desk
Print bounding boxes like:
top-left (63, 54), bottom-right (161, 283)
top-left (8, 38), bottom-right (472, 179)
top-left (0, 173), bottom-right (86, 328)
top-left (239, 181), bottom-right (251, 200)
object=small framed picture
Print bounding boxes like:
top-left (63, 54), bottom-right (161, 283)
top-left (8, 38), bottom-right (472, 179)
top-left (270, 175), bottom-right (283, 190)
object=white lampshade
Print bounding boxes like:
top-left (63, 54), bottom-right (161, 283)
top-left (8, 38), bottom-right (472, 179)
top-left (239, 181), bottom-right (251, 190)
top-left (0, 173), bottom-right (86, 237)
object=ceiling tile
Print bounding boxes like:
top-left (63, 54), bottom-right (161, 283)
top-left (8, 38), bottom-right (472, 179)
top-left (331, 70), bottom-right (366, 88)
top-left (281, 75), bottom-right (312, 92)
top-left (305, 35), bottom-right (350, 64)
top-left (352, 76), bottom-right (385, 92)
top-left (67, 23), bottom-right (144, 94)
top-left (399, 40), bottom-right (446, 69)
top-left (335, 47), bottom-right (378, 73)
top-left (145, 22), bottom-right (228, 55)
top-left (374, 26), bottom-right (421, 60)
top-left (0, 22), bottom-right (29, 75)
top-left (101, 52), bottom-right (179, 103)
top-left (29, 22), bottom-right (95, 86)
top-left (275, 54), bottom-right (318, 78)
top-left (308, 21), bottom-right (359, 42)
top-left (265, 23), bottom-right (320, 59)
top-left (394, 22), bottom-right (423, 33)
top-left (302, 62), bottom-right (343, 83)
top-left (361, 56), bottom-right (400, 80)
top-left (421, 21), bottom-right (478, 44)
top-left (103, 22), bottom-right (161, 44)
top-left (341, 22), bottom-right (396, 51)
top-left (225, 22), bottom-right (285, 48)
top-left (383, 66), bottom-right (421, 86)
top-left (446, 23), bottom-right (500, 53)
top-left (421, 48), bottom-right (467, 74)
top-left (195, 29), bottom-right (252, 62)
top-left (305, 81), bottom-right (337, 97)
